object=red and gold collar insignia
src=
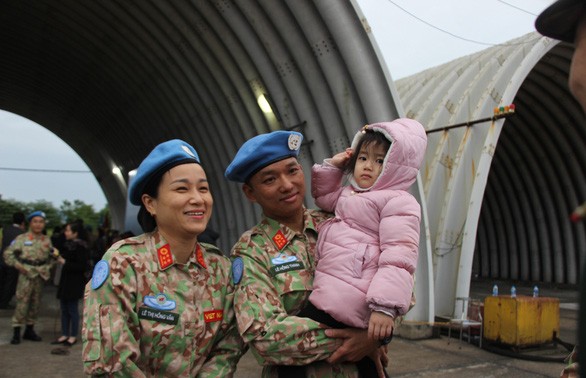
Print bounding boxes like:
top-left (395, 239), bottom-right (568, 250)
top-left (272, 230), bottom-right (288, 250)
top-left (196, 244), bottom-right (206, 268)
top-left (157, 244), bottom-right (174, 270)
top-left (203, 310), bottom-right (223, 323)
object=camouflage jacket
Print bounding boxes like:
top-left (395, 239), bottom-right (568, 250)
top-left (3, 232), bottom-right (54, 280)
top-left (82, 231), bottom-right (245, 377)
top-left (231, 208), bottom-right (362, 377)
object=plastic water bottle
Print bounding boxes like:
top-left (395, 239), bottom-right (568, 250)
top-left (511, 285), bottom-right (517, 298)
top-left (492, 284), bottom-right (498, 296)
top-left (533, 285), bottom-right (539, 298)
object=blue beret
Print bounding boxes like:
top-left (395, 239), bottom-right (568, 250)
top-left (129, 139), bottom-right (200, 205)
top-left (27, 210), bottom-right (46, 222)
top-left (224, 131), bottom-right (303, 182)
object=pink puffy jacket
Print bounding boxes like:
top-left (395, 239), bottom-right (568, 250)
top-left (309, 118), bottom-right (427, 328)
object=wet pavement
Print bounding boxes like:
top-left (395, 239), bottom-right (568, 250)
top-left (0, 280), bottom-right (577, 377)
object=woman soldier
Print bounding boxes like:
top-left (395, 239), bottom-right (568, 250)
top-left (82, 139), bottom-right (244, 377)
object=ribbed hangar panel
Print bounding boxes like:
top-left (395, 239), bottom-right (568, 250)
top-left (396, 33), bottom-right (586, 319)
top-left (0, 0), bottom-right (404, 249)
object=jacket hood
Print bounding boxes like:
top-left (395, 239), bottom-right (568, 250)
top-left (348, 118), bottom-right (427, 191)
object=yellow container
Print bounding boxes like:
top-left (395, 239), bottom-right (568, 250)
top-left (483, 295), bottom-right (559, 347)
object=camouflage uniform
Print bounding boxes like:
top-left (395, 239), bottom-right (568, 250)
top-left (3, 232), bottom-right (54, 326)
top-left (231, 208), bottom-right (362, 377)
top-left (82, 231), bottom-right (245, 377)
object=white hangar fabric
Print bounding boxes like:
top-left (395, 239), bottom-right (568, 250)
top-left (396, 32), bottom-right (585, 321)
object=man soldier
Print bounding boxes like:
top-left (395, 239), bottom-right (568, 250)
top-left (3, 210), bottom-right (57, 344)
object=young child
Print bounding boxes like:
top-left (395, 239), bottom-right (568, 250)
top-left (277, 119), bottom-right (426, 377)
top-left (309, 118), bottom-right (426, 340)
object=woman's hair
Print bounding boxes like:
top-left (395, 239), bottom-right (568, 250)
top-left (345, 129), bottom-right (391, 174)
top-left (68, 220), bottom-right (89, 242)
top-left (136, 170), bottom-right (164, 233)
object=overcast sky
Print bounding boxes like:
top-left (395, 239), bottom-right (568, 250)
top-left (0, 0), bottom-right (555, 211)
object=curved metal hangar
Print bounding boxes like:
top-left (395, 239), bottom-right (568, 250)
top-left (0, 0), bottom-right (402, 244)
top-left (1, 1), bottom-right (583, 322)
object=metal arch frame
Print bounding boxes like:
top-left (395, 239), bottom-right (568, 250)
top-left (0, 1), bottom-right (407, 249)
top-left (396, 33), bottom-right (573, 320)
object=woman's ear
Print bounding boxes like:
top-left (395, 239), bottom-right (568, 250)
top-left (142, 194), bottom-right (156, 215)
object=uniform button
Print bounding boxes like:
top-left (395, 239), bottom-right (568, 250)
top-left (260, 330), bottom-right (267, 337)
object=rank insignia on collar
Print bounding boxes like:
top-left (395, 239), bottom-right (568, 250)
top-left (196, 245), bottom-right (206, 268)
top-left (144, 293), bottom-right (176, 311)
top-left (157, 244), bottom-right (174, 270)
top-left (272, 230), bottom-right (288, 250)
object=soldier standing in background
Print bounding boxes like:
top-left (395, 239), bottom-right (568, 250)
top-left (0, 211), bottom-right (26, 309)
top-left (3, 210), bottom-right (56, 344)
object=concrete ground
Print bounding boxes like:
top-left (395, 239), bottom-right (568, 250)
top-left (0, 280), bottom-right (577, 377)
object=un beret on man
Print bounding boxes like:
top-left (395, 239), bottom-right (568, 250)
top-left (27, 210), bottom-right (46, 222)
top-left (535, 0), bottom-right (585, 43)
top-left (129, 139), bottom-right (200, 206)
top-left (224, 130), bottom-right (303, 183)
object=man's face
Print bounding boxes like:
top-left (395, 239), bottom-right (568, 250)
top-left (29, 217), bottom-right (45, 235)
top-left (242, 157), bottom-right (306, 224)
top-left (569, 17), bottom-right (586, 113)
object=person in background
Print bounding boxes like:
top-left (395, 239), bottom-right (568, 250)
top-left (82, 139), bottom-right (244, 376)
top-left (50, 225), bottom-right (65, 253)
top-left (3, 210), bottom-right (56, 344)
top-left (536, 1), bottom-right (586, 376)
top-left (51, 220), bottom-right (90, 347)
top-left (225, 130), bottom-right (387, 377)
top-left (0, 211), bottom-right (26, 309)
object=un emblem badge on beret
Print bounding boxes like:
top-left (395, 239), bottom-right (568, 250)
top-left (288, 134), bottom-right (301, 151)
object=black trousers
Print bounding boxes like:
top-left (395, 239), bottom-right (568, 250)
top-left (277, 301), bottom-right (388, 378)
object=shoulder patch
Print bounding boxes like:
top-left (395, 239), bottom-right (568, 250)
top-left (232, 257), bottom-right (244, 285)
top-left (91, 260), bottom-right (109, 290)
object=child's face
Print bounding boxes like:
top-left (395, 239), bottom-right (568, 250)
top-left (353, 142), bottom-right (387, 188)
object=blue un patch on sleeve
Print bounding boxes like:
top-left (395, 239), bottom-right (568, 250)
top-left (91, 260), bottom-right (109, 290)
top-left (232, 257), bottom-right (243, 285)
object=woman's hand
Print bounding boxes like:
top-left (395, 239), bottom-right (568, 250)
top-left (15, 263), bottom-right (27, 275)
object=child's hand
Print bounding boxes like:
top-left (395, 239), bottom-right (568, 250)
top-left (330, 148), bottom-right (353, 169)
top-left (368, 311), bottom-right (394, 341)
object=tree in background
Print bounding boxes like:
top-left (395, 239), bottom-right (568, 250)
top-left (0, 198), bottom-right (108, 232)
top-left (60, 200), bottom-right (101, 231)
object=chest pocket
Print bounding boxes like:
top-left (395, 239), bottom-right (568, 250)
top-left (272, 260), bottom-right (312, 314)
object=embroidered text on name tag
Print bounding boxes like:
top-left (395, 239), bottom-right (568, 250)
top-left (269, 261), bottom-right (305, 276)
top-left (138, 306), bottom-right (178, 325)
